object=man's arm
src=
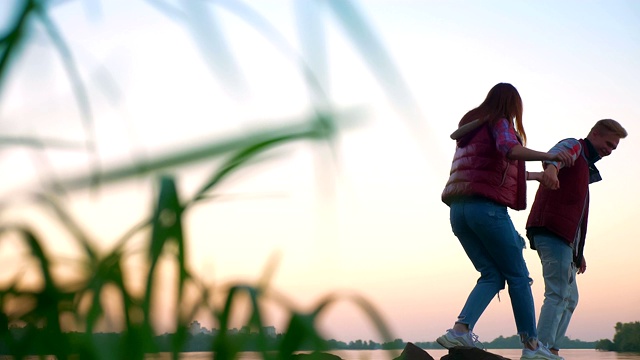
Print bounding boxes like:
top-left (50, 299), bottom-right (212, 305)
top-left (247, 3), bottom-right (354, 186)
top-left (543, 138), bottom-right (582, 170)
top-left (538, 138), bottom-right (581, 189)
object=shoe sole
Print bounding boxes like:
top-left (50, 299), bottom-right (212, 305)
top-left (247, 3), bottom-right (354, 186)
top-left (436, 336), bottom-right (464, 349)
top-left (520, 353), bottom-right (564, 360)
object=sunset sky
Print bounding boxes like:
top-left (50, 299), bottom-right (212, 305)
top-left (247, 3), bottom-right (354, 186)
top-left (1, 0), bottom-right (639, 344)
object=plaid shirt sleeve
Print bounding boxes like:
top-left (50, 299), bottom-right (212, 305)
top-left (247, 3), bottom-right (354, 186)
top-left (492, 118), bottom-right (520, 155)
top-left (544, 138), bottom-right (582, 170)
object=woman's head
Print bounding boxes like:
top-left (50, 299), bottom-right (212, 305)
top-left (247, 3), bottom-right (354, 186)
top-left (461, 82), bottom-right (526, 144)
top-left (484, 83), bottom-right (523, 120)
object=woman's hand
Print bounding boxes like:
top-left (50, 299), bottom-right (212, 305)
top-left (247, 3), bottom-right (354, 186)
top-left (550, 150), bottom-right (575, 167)
top-left (527, 170), bottom-right (559, 189)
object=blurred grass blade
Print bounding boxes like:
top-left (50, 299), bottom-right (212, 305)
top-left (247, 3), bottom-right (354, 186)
top-left (0, 136), bottom-right (85, 197)
top-left (343, 293), bottom-right (394, 344)
top-left (0, 0), bottom-right (35, 98)
top-left (144, 175), bottom-right (188, 356)
top-left (219, 0), bottom-right (329, 104)
top-left (50, 112), bottom-right (359, 192)
top-left (35, 4), bottom-right (100, 185)
top-left (147, 176), bottom-right (183, 263)
top-left (323, 0), bottom-right (441, 161)
top-left (213, 284), bottom-right (268, 360)
top-left (82, 250), bottom-right (125, 333)
top-left (257, 251), bottom-right (281, 292)
top-left (278, 312), bottom-right (328, 358)
top-left (0, 136), bottom-right (85, 149)
top-left (180, 0), bottom-right (248, 98)
top-left (144, 0), bottom-right (248, 97)
top-left (190, 112), bottom-right (337, 204)
top-left (0, 225), bottom-right (72, 359)
top-left (32, 192), bottom-right (98, 262)
top-left (294, 0), bottom-right (329, 104)
top-left (324, 0), bottom-right (421, 117)
top-left (244, 285), bottom-right (269, 360)
top-left (112, 217), bottom-right (153, 252)
top-left (313, 292), bottom-right (394, 345)
top-left (191, 133), bottom-right (310, 204)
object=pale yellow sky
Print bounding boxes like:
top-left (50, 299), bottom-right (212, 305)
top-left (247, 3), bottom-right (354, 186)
top-left (1, 0), bottom-right (639, 344)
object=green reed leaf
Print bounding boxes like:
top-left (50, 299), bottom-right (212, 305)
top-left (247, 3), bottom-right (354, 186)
top-left (190, 112), bottom-right (337, 205)
top-left (143, 175), bottom-right (189, 356)
top-left (34, 4), bottom-right (100, 184)
top-left (278, 312), bottom-right (328, 358)
top-left (32, 193), bottom-right (98, 263)
top-left (0, 226), bottom-right (74, 359)
top-left (51, 112), bottom-right (353, 192)
top-left (312, 292), bottom-right (394, 345)
top-left (0, 0), bottom-right (35, 99)
top-left (324, 0), bottom-right (423, 120)
top-left (213, 284), bottom-right (264, 360)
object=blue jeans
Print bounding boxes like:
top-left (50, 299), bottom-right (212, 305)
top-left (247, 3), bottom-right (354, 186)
top-left (533, 232), bottom-right (579, 350)
top-left (450, 197), bottom-right (537, 342)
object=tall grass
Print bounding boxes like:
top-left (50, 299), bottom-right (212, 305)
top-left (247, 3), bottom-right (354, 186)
top-left (0, 1), bottom-right (422, 358)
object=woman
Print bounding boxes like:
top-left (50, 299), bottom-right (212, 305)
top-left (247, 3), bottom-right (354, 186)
top-left (438, 83), bottom-right (572, 360)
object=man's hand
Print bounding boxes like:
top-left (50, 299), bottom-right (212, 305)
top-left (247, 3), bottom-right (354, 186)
top-left (578, 257), bottom-right (587, 274)
top-left (540, 165), bottom-right (560, 189)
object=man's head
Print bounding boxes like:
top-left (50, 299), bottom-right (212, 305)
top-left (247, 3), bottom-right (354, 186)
top-left (586, 119), bottom-right (628, 158)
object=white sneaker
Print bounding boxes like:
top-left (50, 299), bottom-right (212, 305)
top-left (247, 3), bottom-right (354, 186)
top-left (520, 342), bottom-right (564, 360)
top-left (436, 329), bottom-right (484, 349)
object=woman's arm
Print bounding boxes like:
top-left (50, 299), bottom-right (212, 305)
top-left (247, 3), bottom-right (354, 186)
top-left (542, 138), bottom-right (582, 171)
top-left (507, 145), bottom-right (554, 161)
top-left (508, 144), bottom-right (575, 166)
top-left (527, 170), bottom-right (559, 190)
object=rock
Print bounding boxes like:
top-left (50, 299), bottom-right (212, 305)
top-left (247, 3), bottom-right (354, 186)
top-left (290, 352), bottom-right (343, 360)
top-left (393, 343), bottom-right (512, 360)
top-left (394, 342), bottom-right (435, 360)
top-left (441, 346), bottom-right (511, 360)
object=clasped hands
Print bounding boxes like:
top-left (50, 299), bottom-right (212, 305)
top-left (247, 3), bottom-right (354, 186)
top-left (530, 150), bottom-right (575, 190)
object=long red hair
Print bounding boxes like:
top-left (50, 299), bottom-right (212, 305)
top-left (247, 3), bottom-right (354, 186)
top-left (460, 83), bottom-right (526, 145)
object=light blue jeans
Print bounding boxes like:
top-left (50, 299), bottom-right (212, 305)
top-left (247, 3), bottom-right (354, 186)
top-left (450, 197), bottom-right (537, 342)
top-left (533, 232), bottom-right (579, 351)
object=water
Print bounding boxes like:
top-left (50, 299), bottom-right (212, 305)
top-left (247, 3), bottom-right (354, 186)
top-left (325, 349), bottom-right (640, 360)
top-left (169, 349), bottom-right (640, 360)
top-left (5, 349), bottom-right (640, 359)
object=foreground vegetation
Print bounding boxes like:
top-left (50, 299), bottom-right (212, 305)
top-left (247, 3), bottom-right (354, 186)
top-left (0, 1), bottom-right (420, 359)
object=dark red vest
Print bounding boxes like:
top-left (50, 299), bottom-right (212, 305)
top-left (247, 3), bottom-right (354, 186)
top-left (441, 122), bottom-right (526, 210)
top-left (526, 139), bottom-right (590, 263)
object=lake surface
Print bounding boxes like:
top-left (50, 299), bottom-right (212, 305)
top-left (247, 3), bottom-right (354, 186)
top-left (5, 349), bottom-right (640, 360)
top-left (325, 349), bottom-right (640, 360)
top-left (153, 349), bottom-right (640, 360)
top-left (326, 349), bottom-right (638, 360)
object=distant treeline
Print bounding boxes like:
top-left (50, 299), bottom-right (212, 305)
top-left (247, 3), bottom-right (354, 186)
top-left (322, 336), bottom-right (597, 351)
top-left (595, 321), bottom-right (640, 352)
top-left (0, 326), bottom-right (603, 355)
top-left (7, 321), bottom-right (640, 354)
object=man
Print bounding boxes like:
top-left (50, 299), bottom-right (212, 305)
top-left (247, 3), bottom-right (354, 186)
top-left (526, 119), bottom-right (628, 358)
